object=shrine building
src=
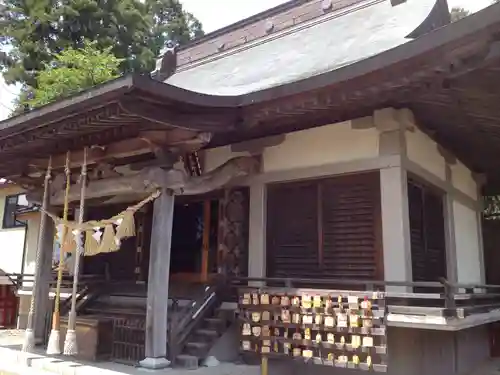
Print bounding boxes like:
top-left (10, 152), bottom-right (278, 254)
top-left (1, 0), bottom-right (500, 374)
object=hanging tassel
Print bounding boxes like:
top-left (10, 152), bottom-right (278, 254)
top-left (84, 230), bottom-right (99, 256)
top-left (98, 224), bottom-right (119, 253)
top-left (116, 210), bottom-right (136, 240)
top-left (62, 227), bottom-right (77, 253)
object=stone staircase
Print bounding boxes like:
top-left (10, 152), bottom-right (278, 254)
top-left (72, 282), bottom-right (236, 369)
top-left (174, 306), bottom-right (235, 370)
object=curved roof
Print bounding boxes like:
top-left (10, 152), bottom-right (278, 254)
top-left (166, 0), bottom-right (443, 96)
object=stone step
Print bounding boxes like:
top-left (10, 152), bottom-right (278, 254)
top-left (203, 317), bottom-right (226, 331)
top-left (193, 328), bottom-right (219, 342)
top-left (175, 354), bottom-right (199, 370)
top-left (214, 307), bottom-right (236, 323)
top-left (185, 341), bottom-right (210, 357)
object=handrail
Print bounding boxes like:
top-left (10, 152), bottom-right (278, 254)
top-left (229, 276), bottom-right (500, 319)
top-left (167, 280), bottom-right (224, 363)
top-left (229, 276), bottom-right (500, 292)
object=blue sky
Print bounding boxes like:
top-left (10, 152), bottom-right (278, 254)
top-left (0, 0), bottom-right (493, 120)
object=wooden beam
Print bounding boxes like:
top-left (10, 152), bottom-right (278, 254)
top-left (120, 100), bottom-right (237, 132)
top-left (29, 138), bottom-right (153, 171)
top-left (27, 156), bottom-right (261, 205)
top-left (27, 131), bottom-right (211, 172)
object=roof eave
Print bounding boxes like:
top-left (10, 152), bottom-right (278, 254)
top-left (0, 75), bottom-right (135, 132)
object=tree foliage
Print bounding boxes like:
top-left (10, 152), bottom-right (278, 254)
top-left (27, 40), bottom-right (122, 108)
top-left (0, 0), bottom-right (203, 89)
top-left (450, 1), bottom-right (499, 22)
top-left (450, 7), bottom-right (470, 22)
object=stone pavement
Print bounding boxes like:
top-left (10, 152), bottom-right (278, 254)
top-left (1, 329), bottom-right (500, 375)
top-left (469, 360), bottom-right (500, 375)
top-left (0, 330), bottom-right (260, 375)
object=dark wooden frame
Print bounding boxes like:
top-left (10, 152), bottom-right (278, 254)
top-left (407, 172), bottom-right (448, 284)
top-left (2, 194), bottom-right (26, 229)
top-left (265, 171), bottom-right (384, 281)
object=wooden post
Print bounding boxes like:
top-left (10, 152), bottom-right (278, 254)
top-left (22, 158), bottom-right (52, 352)
top-left (261, 356), bottom-right (269, 375)
top-left (201, 200), bottom-right (211, 283)
top-left (34, 218), bottom-right (55, 342)
top-left (139, 188), bottom-right (175, 369)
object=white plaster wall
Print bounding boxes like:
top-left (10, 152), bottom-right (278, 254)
top-left (23, 214), bottom-right (40, 275)
top-left (451, 161), bottom-right (478, 200)
top-left (406, 127), bottom-right (446, 181)
top-left (0, 189), bottom-right (26, 279)
top-left (405, 125), bottom-right (478, 200)
top-left (454, 201), bottom-right (482, 284)
top-left (21, 214), bottom-right (41, 288)
top-left (204, 121), bottom-right (379, 173)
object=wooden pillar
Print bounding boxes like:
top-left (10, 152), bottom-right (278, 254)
top-left (217, 188), bottom-right (250, 278)
top-left (139, 189), bottom-right (174, 369)
top-left (380, 166), bottom-right (412, 291)
top-left (34, 217), bottom-right (55, 342)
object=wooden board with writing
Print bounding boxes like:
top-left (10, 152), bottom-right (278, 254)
top-left (239, 288), bottom-right (388, 372)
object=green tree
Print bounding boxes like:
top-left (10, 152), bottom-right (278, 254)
top-left (0, 0), bottom-right (203, 88)
top-left (24, 40), bottom-right (122, 108)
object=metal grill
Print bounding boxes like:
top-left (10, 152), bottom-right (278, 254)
top-left (110, 317), bottom-right (146, 365)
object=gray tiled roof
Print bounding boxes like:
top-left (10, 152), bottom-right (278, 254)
top-left (166, 0), bottom-right (441, 96)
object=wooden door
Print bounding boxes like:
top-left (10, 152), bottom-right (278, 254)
top-left (0, 285), bottom-right (17, 328)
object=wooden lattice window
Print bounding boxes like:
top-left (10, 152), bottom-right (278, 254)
top-left (266, 172), bottom-right (383, 281)
top-left (407, 176), bottom-right (447, 282)
top-left (2, 194), bottom-right (30, 229)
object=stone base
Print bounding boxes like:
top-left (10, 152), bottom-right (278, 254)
top-left (139, 357), bottom-right (171, 370)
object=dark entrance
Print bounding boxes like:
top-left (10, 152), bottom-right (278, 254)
top-left (170, 199), bottom-right (219, 282)
top-left (81, 199), bottom-right (220, 284)
top-left (83, 204), bottom-right (139, 281)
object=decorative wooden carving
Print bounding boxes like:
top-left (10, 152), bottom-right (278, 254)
top-left (88, 163), bottom-right (122, 181)
top-left (218, 188), bottom-right (249, 277)
top-left (27, 156), bottom-right (261, 205)
top-left (154, 40), bottom-right (178, 82)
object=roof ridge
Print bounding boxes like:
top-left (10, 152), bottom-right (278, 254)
top-left (175, 0), bottom-right (384, 74)
top-left (178, 0), bottom-right (312, 51)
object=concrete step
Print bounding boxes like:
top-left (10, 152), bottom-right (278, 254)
top-left (193, 328), bottom-right (219, 342)
top-left (185, 341), bottom-right (210, 357)
top-left (214, 307), bottom-right (236, 323)
top-left (203, 317), bottom-right (226, 331)
top-left (175, 354), bottom-right (199, 370)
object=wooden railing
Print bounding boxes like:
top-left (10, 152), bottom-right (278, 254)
top-left (228, 277), bottom-right (500, 320)
top-left (7, 272), bottom-right (105, 292)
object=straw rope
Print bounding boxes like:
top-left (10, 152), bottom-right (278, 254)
top-left (64, 147), bottom-right (88, 355)
top-left (47, 151), bottom-right (71, 355)
top-left (41, 189), bottom-right (161, 231)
